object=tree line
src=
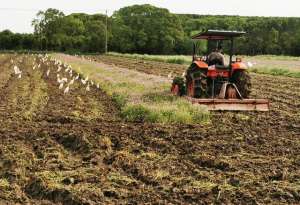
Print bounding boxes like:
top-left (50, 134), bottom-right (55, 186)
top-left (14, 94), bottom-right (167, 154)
top-left (1, 4), bottom-right (300, 56)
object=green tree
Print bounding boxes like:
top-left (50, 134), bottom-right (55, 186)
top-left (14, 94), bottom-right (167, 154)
top-left (111, 4), bottom-right (184, 54)
top-left (84, 21), bottom-right (106, 52)
top-left (1, 4), bottom-right (300, 56)
top-left (32, 8), bottom-right (65, 50)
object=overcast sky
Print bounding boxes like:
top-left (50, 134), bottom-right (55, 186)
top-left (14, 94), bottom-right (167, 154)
top-left (1, 0), bottom-right (299, 33)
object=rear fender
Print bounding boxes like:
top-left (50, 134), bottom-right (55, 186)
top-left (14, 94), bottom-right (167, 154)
top-left (193, 61), bottom-right (208, 69)
top-left (231, 62), bottom-right (247, 71)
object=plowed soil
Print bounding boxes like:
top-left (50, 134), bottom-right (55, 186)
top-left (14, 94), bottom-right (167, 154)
top-left (0, 54), bottom-right (299, 205)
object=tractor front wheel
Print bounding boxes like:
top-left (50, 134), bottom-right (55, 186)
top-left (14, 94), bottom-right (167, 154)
top-left (231, 70), bottom-right (251, 98)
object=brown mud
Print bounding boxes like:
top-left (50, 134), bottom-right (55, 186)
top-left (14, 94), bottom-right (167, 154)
top-left (0, 54), bottom-right (299, 205)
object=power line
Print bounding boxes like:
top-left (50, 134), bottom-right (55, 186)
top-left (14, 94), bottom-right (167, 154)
top-left (0, 8), bottom-right (39, 12)
top-left (105, 10), bottom-right (108, 54)
top-left (0, 7), bottom-right (109, 13)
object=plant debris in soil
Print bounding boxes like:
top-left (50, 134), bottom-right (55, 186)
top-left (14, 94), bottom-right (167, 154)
top-left (0, 54), bottom-right (299, 205)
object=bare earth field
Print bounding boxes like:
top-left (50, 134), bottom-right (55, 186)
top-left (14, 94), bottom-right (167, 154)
top-left (0, 54), bottom-right (299, 205)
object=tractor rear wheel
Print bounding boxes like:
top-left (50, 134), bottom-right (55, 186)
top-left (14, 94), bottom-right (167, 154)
top-left (171, 77), bottom-right (185, 96)
top-left (231, 70), bottom-right (251, 98)
top-left (186, 64), bottom-right (208, 98)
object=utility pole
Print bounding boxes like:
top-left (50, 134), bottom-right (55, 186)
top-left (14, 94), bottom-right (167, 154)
top-left (105, 9), bottom-right (108, 54)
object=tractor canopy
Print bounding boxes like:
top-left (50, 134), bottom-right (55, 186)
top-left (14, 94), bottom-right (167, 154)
top-left (191, 30), bottom-right (246, 64)
top-left (192, 30), bottom-right (246, 40)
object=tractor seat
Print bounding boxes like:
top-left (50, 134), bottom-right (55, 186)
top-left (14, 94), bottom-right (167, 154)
top-left (215, 64), bottom-right (229, 70)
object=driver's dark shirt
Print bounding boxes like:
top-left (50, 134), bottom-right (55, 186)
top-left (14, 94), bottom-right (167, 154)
top-left (208, 52), bottom-right (225, 65)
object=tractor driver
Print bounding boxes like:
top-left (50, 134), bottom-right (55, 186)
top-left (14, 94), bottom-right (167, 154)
top-left (208, 46), bottom-right (225, 66)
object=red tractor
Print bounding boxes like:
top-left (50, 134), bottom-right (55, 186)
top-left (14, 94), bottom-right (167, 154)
top-left (171, 30), bottom-right (269, 111)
